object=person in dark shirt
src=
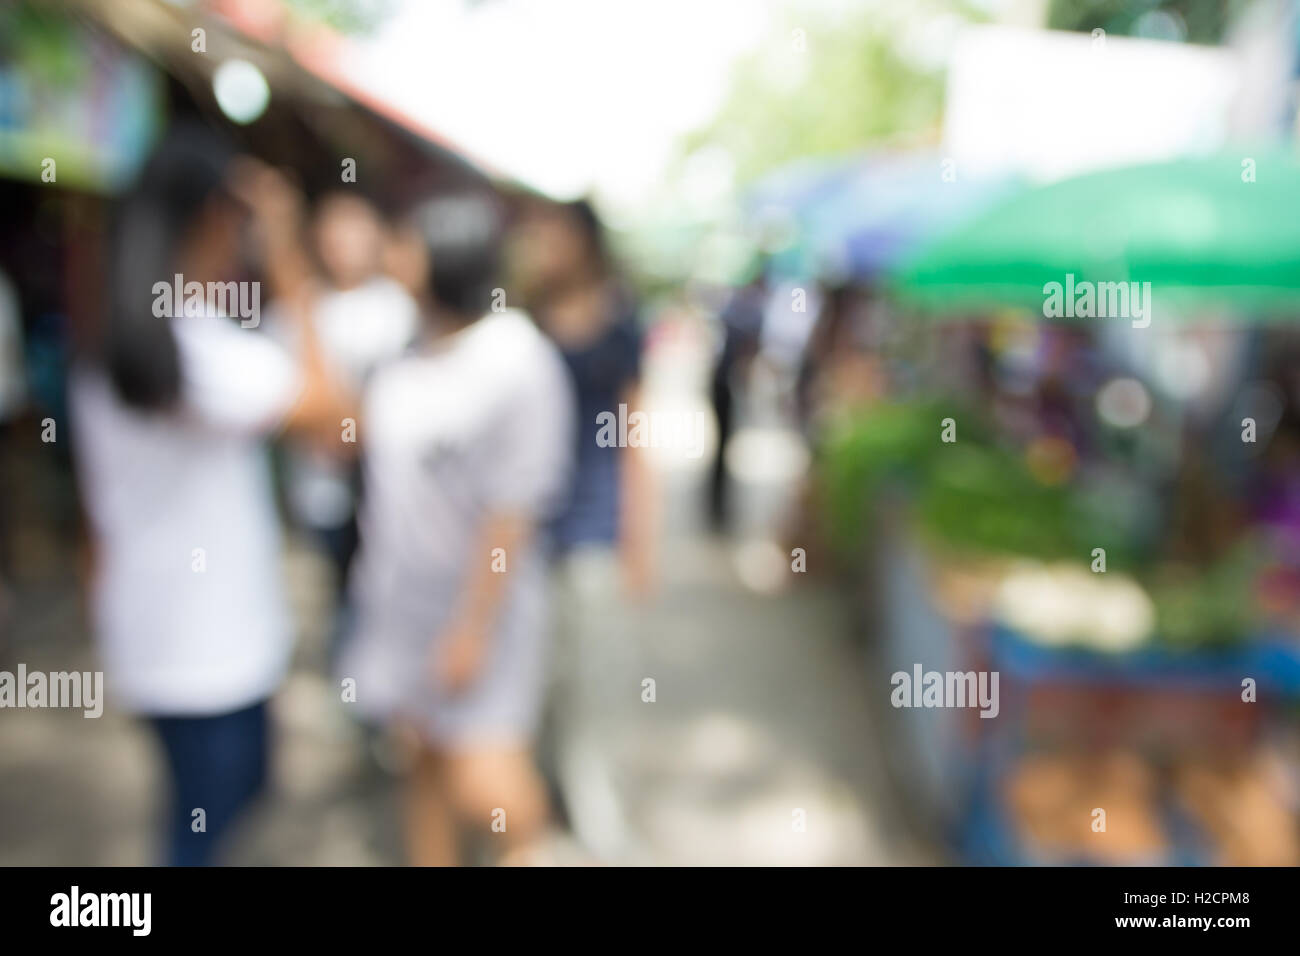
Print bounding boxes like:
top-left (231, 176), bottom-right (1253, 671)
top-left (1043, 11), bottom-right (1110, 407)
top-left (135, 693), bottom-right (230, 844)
top-left (516, 199), bottom-right (655, 593)
top-left (710, 271), bottom-right (767, 531)
top-left (511, 200), bottom-right (657, 821)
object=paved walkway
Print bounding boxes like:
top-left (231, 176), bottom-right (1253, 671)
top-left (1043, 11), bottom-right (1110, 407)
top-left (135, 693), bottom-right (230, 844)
top-left (2, 489), bottom-right (933, 867)
top-left (550, 520), bottom-right (930, 865)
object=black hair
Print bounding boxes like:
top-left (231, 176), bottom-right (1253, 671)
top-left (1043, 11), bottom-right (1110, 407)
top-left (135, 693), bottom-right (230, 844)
top-left (563, 198), bottom-right (610, 274)
top-left (104, 122), bottom-right (237, 409)
top-left (413, 192), bottom-right (504, 318)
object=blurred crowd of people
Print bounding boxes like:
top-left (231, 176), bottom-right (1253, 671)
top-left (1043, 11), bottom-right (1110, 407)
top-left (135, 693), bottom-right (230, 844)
top-left (0, 103), bottom-right (885, 866)
top-left (66, 120), bottom-right (659, 866)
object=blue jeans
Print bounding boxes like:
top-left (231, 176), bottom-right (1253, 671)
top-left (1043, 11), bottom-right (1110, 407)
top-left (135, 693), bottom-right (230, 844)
top-left (150, 700), bottom-right (269, 866)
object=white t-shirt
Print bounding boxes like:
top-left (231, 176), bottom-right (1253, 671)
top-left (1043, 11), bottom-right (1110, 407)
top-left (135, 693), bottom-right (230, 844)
top-left (269, 277), bottom-right (418, 528)
top-left (71, 314), bottom-right (302, 715)
top-left (349, 309), bottom-right (575, 633)
top-left (310, 277), bottom-right (419, 386)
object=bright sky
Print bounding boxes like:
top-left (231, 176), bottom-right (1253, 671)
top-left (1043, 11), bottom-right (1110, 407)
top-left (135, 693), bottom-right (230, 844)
top-left (345, 0), bottom-right (779, 207)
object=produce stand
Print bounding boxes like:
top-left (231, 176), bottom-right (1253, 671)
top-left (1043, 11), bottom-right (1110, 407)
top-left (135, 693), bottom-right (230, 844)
top-left (970, 625), bottom-right (1300, 865)
top-left (818, 323), bottom-right (1300, 864)
top-left (785, 149), bottom-right (1300, 865)
top-left (864, 521), bottom-right (1300, 865)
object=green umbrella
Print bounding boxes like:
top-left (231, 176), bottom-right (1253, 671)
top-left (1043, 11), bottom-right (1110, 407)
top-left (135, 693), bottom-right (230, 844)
top-left (891, 150), bottom-right (1300, 317)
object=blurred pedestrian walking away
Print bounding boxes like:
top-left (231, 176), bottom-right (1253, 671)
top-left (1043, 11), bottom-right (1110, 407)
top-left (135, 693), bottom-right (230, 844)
top-left (69, 123), bottom-right (352, 865)
top-left (338, 193), bottom-right (575, 866)
top-left (708, 267), bottom-right (767, 533)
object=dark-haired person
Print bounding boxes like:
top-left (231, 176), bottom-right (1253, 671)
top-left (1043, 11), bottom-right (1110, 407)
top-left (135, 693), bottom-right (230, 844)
top-left (338, 194), bottom-right (575, 866)
top-left (710, 268), bottom-right (767, 532)
top-left (69, 126), bottom-right (349, 866)
top-left (515, 202), bottom-right (654, 597)
top-left (269, 192), bottom-right (418, 598)
top-left (511, 201), bottom-right (656, 808)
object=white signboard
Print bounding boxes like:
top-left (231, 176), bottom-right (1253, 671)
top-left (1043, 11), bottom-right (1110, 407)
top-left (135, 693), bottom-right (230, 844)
top-left (943, 25), bottom-right (1241, 184)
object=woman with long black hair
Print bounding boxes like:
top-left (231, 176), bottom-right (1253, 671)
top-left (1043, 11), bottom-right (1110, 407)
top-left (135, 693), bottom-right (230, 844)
top-left (70, 123), bottom-right (347, 865)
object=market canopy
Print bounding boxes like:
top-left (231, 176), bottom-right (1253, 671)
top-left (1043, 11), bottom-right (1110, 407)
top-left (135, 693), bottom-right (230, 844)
top-left (890, 150), bottom-right (1300, 317)
top-left (803, 153), bottom-right (1018, 282)
top-left (743, 155), bottom-right (863, 278)
top-left (747, 151), bottom-right (1017, 282)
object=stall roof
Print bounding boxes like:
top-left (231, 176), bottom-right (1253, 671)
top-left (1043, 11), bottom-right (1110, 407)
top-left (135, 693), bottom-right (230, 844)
top-left (67, 0), bottom-right (528, 198)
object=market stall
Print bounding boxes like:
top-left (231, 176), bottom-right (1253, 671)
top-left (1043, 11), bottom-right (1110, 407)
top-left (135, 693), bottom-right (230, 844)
top-left (809, 151), bottom-right (1300, 865)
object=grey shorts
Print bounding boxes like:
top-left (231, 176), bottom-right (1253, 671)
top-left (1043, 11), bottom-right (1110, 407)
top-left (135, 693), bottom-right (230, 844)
top-left (337, 568), bottom-right (551, 750)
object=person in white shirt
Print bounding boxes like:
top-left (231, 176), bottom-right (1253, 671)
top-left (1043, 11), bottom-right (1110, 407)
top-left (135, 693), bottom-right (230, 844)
top-left (268, 193), bottom-right (419, 593)
top-left (71, 124), bottom-right (350, 866)
top-left (339, 193), bottom-right (575, 866)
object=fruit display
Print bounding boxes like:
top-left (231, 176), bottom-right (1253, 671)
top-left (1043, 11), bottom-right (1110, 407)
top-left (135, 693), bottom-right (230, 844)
top-left (1003, 750), bottom-right (1167, 865)
top-left (1000, 748), bottom-right (1300, 866)
top-left (1173, 752), bottom-right (1300, 866)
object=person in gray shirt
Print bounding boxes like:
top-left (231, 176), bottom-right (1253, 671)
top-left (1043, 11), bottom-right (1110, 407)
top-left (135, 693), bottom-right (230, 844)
top-left (338, 193), bottom-right (575, 866)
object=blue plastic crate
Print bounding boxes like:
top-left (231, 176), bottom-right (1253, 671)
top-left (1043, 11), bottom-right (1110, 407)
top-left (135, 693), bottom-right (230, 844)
top-left (987, 625), bottom-right (1300, 696)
